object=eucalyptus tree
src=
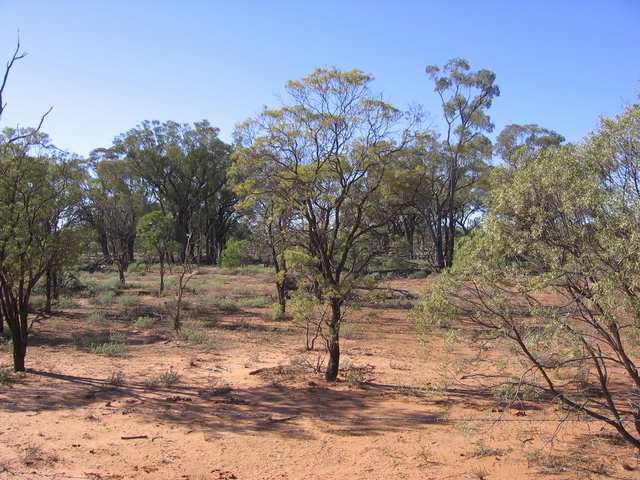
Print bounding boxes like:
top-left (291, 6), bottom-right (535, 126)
top-left (413, 101), bottom-right (640, 448)
top-left (137, 210), bottom-right (180, 292)
top-left (495, 123), bottom-right (565, 168)
top-left (232, 67), bottom-right (413, 381)
top-left (0, 128), bottom-right (85, 371)
top-left (423, 58), bottom-right (499, 269)
top-left (112, 120), bottom-right (234, 263)
top-left (81, 150), bottom-right (150, 283)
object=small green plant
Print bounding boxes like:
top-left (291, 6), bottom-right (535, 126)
top-left (90, 342), bottom-right (128, 356)
top-left (243, 349), bottom-right (262, 368)
top-left (0, 330), bottom-right (13, 346)
top-left (210, 297), bottom-right (240, 312)
top-left (143, 377), bottom-right (160, 390)
top-left (179, 326), bottom-right (209, 345)
top-left (132, 315), bottom-right (156, 328)
top-left (341, 360), bottom-right (372, 388)
top-left (193, 302), bottom-right (210, 315)
top-left (56, 296), bottom-right (80, 309)
top-left (159, 367), bottom-right (180, 385)
top-left (206, 376), bottom-right (232, 396)
top-left (126, 262), bottom-right (147, 275)
top-left (238, 296), bottom-right (270, 308)
top-left (28, 295), bottom-right (47, 311)
top-left (0, 365), bottom-right (13, 384)
top-left (232, 285), bottom-right (256, 295)
top-left (389, 361), bottom-right (412, 371)
top-left (119, 294), bottom-right (139, 307)
top-left (124, 305), bottom-right (155, 321)
top-left (86, 311), bottom-right (107, 323)
top-left (144, 368), bottom-right (180, 389)
top-left (106, 371), bottom-right (126, 387)
top-left (243, 265), bottom-right (273, 275)
top-left (90, 291), bottom-right (116, 306)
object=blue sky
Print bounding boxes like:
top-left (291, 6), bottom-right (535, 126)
top-left (2, 1), bottom-right (639, 157)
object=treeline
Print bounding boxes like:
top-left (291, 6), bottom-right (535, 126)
top-left (0, 49), bottom-right (619, 382)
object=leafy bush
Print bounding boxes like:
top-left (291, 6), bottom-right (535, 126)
top-left (132, 315), bottom-right (156, 328)
top-left (220, 238), bottom-right (250, 267)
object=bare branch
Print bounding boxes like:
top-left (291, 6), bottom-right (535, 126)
top-left (1, 33), bottom-right (27, 122)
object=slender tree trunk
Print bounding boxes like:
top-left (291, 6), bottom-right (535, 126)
top-left (271, 238), bottom-right (287, 315)
top-left (128, 237), bottom-right (136, 263)
top-left (403, 216), bottom-right (416, 260)
top-left (159, 253), bottom-right (165, 292)
top-left (45, 269), bottom-right (53, 315)
top-left (325, 298), bottom-right (342, 381)
top-left (428, 220), bottom-right (445, 271)
top-left (445, 162), bottom-right (458, 269)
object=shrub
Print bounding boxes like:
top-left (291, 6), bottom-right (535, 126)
top-left (90, 342), bottom-right (128, 356)
top-left (132, 315), bottom-right (156, 328)
top-left (220, 238), bottom-right (250, 267)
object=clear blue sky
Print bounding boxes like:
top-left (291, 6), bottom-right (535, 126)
top-left (2, 1), bottom-right (639, 158)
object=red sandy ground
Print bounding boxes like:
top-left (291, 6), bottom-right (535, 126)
top-left (1, 269), bottom-right (639, 479)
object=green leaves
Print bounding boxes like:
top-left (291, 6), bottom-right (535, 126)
top-left (412, 100), bottom-right (640, 447)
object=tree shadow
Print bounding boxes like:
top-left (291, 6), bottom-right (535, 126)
top-left (1, 368), bottom-right (452, 441)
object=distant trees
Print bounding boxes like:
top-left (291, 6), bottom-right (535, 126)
top-left (137, 210), bottom-right (180, 292)
top-left (112, 120), bottom-right (235, 264)
top-left (495, 123), bottom-right (565, 168)
top-left (233, 67), bottom-right (412, 381)
top-left (80, 151), bottom-right (150, 283)
top-left (421, 58), bottom-right (499, 269)
top-left (413, 101), bottom-right (640, 448)
top-left (382, 59), bottom-right (499, 270)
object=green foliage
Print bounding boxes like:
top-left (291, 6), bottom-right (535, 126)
top-left (220, 238), bottom-right (251, 267)
top-left (0, 128), bottom-right (87, 370)
top-left (412, 101), bottom-right (640, 448)
top-left (119, 294), bottom-right (139, 307)
top-left (232, 67), bottom-right (414, 380)
top-left (90, 341), bottom-right (128, 356)
top-left (144, 368), bottom-right (180, 390)
top-left (106, 371), bottom-right (126, 387)
top-left (0, 365), bottom-right (13, 384)
top-left (86, 311), bottom-right (107, 323)
top-left (238, 296), bottom-right (270, 308)
top-left (131, 315), bottom-right (156, 328)
top-left (136, 211), bottom-right (181, 261)
top-left (126, 262), bottom-right (147, 275)
top-left (232, 285), bottom-right (256, 295)
top-left (114, 119), bottom-right (234, 264)
top-left (90, 291), bottom-right (116, 306)
top-left (209, 297), bottom-right (239, 312)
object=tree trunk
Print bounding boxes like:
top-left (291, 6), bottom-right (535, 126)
top-left (325, 298), bottom-right (341, 381)
top-left (272, 240), bottom-right (287, 316)
top-left (6, 303), bottom-right (29, 372)
top-left (159, 253), bottom-right (165, 292)
top-left (45, 269), bottom-right (53, 315)
top-left (12, 333), bottom-right (27, 372)
top-left (128, 237), bottom-right (136, 263)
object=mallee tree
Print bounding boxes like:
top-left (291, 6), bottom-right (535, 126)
top-left (232, 67), bottom-right (414, 381)
top-left (0, 129), bottom-right (85, 371)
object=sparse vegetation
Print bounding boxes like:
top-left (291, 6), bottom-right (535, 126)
top-left (1, 37), bottom-right (638, 478)
top-left (144, 367), bottom-right (180, 389)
